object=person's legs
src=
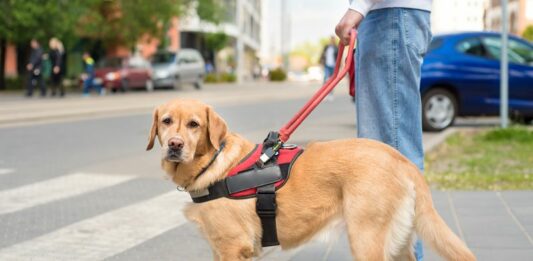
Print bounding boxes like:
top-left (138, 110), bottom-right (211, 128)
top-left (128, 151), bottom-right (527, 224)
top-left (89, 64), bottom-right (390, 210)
top-left (83, 77), bottom-right (92, 96)
top-left (356, 8), bottom-right (432, 260)
top-left (323, 65), bottom-right (334, 83)
top-left (26, 74), bottom-right (35, 97)
top-left (38, 75), bottom-right (46, 97)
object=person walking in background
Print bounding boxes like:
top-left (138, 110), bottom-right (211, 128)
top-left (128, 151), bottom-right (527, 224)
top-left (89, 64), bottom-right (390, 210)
top-left (336, 0), bottom-right (432, 260)
top-left (49, 38), bottom-right (65, 97)
top-left (320, 36), bottom-right (338, 101)
top-left (81, 52), bottom-right (102, 97)
top-left (25, 39), bottom-right (46, 97)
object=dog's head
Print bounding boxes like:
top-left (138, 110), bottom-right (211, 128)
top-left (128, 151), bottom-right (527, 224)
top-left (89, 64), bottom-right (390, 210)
top-left (146, 99), bottom-right (228, 164)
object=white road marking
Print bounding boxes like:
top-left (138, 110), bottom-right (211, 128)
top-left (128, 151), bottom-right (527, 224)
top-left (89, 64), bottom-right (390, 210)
top-left (0, 173), bottom-right (135, 215)
top-left (0, 192), bottom-right (188, 261)
top-left (0, 168), bottom-right (14, 176)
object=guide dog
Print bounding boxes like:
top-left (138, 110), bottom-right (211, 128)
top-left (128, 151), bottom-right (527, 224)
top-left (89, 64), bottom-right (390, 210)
top-left (146, 99), bottom-right (476, 261)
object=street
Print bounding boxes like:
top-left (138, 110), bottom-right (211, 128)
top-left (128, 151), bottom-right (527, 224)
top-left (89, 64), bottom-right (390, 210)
top-left (1, 82), bottom-right (532, 260)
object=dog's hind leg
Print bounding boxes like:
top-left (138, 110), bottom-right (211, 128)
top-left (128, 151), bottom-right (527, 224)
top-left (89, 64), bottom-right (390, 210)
top-left (394, 236), bottom-right (416, 261)
top-left (342, 197), bottom-right (389, 261)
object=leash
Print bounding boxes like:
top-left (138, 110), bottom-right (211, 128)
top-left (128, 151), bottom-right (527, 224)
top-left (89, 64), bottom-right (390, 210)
top-left (259, 30), bottom-right (357, 165)
top-left (279, 29), bottom-right (357, 143)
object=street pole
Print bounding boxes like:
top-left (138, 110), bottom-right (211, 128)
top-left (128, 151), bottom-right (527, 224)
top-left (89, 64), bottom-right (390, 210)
top-left (500, 0), bottom-right (509, 128)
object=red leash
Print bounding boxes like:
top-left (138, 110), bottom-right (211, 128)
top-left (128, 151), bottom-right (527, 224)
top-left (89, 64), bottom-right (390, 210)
top-left (279, 30), bottom-right (357, 143)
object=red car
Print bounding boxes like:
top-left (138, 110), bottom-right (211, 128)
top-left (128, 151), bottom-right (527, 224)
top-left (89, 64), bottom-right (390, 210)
top-left (94, 56), bottom-right (153, 92)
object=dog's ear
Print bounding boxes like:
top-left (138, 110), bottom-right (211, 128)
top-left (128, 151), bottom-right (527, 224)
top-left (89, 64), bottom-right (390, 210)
top-left (146, 107), bottom-right (159, 151)
top-left (206, 106), bottom-right (228, 150)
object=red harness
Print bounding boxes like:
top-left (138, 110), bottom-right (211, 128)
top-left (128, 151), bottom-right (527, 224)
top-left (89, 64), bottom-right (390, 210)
top-left (227, 144), bottom-right (303, 198)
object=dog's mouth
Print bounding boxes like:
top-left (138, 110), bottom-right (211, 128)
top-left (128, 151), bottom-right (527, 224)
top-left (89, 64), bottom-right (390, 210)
top-left (166, 149), bottom-right (184, 162)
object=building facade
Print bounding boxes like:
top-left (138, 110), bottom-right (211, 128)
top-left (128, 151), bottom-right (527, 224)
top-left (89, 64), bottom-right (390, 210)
top-left (485, 0), bottom-right (533, 35)
top-left (177, 0), bottom-right (261, 82)
top-left (431, 0), bottom-right (487, 34)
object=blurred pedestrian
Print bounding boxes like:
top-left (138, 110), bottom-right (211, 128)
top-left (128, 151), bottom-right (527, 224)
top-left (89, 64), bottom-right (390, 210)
top-left (49, 38), bottom-right (65, 97)
top-left (320, 36), bottom-right (338, 101)
top-left (25, 39), bottom-right (46, 97)
top-left (336, 0), bottom-right (432, 260)
top-left (81, 52), bottom-right (102, 97)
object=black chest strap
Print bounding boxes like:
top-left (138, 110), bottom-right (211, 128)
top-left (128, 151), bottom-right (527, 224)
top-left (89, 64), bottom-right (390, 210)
top-left (256, 183), bottom-right (279, 246)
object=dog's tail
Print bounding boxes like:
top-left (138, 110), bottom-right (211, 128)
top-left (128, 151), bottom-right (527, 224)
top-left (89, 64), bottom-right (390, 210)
top-left (413, 173), bottom-right (476, 261)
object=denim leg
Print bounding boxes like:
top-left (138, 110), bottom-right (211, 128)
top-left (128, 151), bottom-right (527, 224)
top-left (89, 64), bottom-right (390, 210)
top-left (355, 8), bottom-right (432, 260)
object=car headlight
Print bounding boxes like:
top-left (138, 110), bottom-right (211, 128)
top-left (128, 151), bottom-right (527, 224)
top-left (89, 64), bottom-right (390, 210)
top-left (105, 72), bottom-right (119, 81)
top-left (156, 70), bottom-right (169, 79)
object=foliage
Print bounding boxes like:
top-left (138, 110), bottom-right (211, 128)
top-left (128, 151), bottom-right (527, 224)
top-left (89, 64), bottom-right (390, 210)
top-left (205, 32), bottom-right (229, 51)
top-left (197, 0), bottom-right (226, 24)
top-left (0, 0), bottom-right (87, 46)
top-left (425, 127), bottom-right (533, 190)
top-left (78, 0), bottom-right (192, 48)
top-left (269, 68), bottom-right (287, 81)
top-left (204, 72), bottom-right (236, 83)
top-left (522, 25), bottom-right (533, 42)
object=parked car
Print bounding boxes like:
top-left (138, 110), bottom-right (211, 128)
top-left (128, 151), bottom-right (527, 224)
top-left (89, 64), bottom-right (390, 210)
top-left (420, 32), bottom-right (533, 131)
top-left (151, 49), bottom-right (205, 89)
top-left (94, 56), bottom-right (153, 92)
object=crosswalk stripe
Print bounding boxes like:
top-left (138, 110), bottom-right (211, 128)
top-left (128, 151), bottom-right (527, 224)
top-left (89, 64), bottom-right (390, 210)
top-left (0, 173), bottom-right (135, 215)
top-left (0, 168), bottom-right (14, 176)
top-left (0, 192), bottom-right (188, 261)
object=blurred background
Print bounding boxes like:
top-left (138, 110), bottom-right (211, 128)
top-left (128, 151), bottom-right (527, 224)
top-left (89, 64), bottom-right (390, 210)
top-left (0, 1), bottom-right (532, 260)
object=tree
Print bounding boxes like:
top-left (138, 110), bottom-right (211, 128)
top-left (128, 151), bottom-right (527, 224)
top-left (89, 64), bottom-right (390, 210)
top-left (0, 0), bottom-right (87, 89)
top-left (522, 25), bottom-right (533, 42)
top-left (0, 0), bottom-right (224, 90)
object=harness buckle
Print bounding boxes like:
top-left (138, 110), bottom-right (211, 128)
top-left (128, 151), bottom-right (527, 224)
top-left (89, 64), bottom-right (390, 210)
top-left (258, 131), bottom-right (282, 167)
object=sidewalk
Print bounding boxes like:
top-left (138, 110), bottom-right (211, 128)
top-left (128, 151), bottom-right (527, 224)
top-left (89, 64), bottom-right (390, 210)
top-left (256, 190), bottom-right (533, 261)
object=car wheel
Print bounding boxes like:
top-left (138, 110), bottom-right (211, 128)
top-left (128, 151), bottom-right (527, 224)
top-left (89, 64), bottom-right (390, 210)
top-left (145, 79), bottom-right (154, 92)
top-left (422, 88), bottom-right (457, 132)
top-left (194, 77), bottom-right (203, 90)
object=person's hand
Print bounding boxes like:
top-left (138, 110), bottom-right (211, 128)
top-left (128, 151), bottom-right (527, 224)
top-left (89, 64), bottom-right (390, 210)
top-left (26, 64), bottom-right (33, 71)
top-left (335, 9), bottom-right (364, 45)
top-left (53, 66), bottom-right (60, 74)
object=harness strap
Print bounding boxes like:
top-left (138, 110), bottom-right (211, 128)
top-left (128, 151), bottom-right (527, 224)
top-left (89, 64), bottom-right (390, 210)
top-left (190, 164), bottom-right (287, 203)
top-left (256, 184), bottom-right (279, 246)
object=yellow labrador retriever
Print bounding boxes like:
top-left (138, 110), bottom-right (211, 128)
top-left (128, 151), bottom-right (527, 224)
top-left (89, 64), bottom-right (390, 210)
top-left (146, 99), bottom-right (476, 261)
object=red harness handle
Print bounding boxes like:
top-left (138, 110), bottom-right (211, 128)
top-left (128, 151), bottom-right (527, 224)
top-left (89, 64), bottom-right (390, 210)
top-left (279, 30), bottom-right (357, 143)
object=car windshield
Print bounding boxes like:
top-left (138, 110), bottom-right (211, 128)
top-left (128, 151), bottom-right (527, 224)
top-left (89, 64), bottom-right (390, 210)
top-left (482, 37), bottom-right (533, 65)
top-left (97, 57), bottom-right (124, 68)
top-left (152, 52), bottom-right (176, 64)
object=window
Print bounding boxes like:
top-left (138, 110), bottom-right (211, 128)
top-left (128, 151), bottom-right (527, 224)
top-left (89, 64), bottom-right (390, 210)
top-left (481, 37), bottom-right (533, 65)
top-left (457, 37), bottom-right (487, 57)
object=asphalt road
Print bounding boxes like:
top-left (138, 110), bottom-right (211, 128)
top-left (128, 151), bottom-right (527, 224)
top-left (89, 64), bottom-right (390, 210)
top-left (1, 84), bottom-right (531, 260)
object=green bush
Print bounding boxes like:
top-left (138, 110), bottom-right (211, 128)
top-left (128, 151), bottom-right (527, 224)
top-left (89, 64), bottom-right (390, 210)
top-left (205, 73), bottom-right (218, 83)
top-left (204, 73), bottom-right (236, 83)
top-left (219, 73), bottom-right (236, 82)
top-left (269, 68), bottom-right (286, 81)
top-left (4, 76), bottom-right (24, 90)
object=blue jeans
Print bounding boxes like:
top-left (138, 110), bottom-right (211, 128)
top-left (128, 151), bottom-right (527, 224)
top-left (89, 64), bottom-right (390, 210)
top-left (323, 65), bottom-right (334, 83)
top-left (83, 76), bottom-right (102, 95)
top-left (355, 8), bottom-right (432, 260)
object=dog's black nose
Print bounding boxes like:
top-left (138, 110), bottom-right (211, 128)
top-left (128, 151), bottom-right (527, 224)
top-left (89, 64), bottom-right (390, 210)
top-left (168, 138), bottom-right (184, 150)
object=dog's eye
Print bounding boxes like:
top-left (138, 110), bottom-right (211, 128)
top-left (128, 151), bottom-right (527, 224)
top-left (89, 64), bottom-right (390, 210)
top-left (187, 121), bottom-right (200, 128)
top-left (162, 118), bottom-right (172, 125)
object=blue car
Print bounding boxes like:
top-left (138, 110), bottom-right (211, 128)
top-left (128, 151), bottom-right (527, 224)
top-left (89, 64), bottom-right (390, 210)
top-left (420, 32), bottom-right (533, 131)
